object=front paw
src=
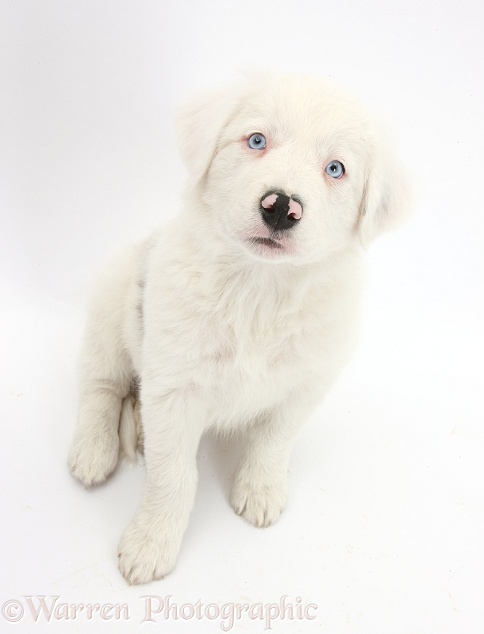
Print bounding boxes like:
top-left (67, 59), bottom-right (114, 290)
top-left (230, 473), bottom-right (287, 528)
top-left (68, 428), bottom-right (119, 487)
top-left (118, 517), bottom-right (180, 585)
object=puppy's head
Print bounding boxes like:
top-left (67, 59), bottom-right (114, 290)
top-left (177, 74), bottom-right (411, 264)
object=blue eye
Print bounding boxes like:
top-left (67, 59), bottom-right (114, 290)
top-left (325, 160), bottom-right (345, 179)
top-left (247, 133), bottom-right (267, 150)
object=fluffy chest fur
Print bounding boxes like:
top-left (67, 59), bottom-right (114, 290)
top-left (130, 226), bottom-right (362, 427)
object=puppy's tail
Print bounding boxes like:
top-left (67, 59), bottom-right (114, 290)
top-left (119, 394), bottom-right (144, 463)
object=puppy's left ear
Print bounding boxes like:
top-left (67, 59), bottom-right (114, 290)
top-left (176, 84), bottom-right (243, 183)
top-left (358, 138), bottom-right (413, 247)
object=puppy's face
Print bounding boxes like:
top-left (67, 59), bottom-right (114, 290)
top-left (178, 75), bottom-right (411, 264)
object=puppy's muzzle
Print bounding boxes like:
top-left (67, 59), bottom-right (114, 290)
top-left (260, 191), bottom-right (303, 231)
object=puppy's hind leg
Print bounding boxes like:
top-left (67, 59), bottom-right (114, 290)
top-left (69, 250), bottom-right (136, 487)
top-left (69, 378), bottom-right (129, 487)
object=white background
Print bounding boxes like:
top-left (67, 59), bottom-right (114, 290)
top-left (1, 1), bottom-right (483, 632)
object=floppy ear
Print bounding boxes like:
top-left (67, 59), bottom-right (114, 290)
top-left (176, 85), bottom-right (242, 183)
top-left (358, 138), bottom-right (413, 247)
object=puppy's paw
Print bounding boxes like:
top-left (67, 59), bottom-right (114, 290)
top-left (68, 429), bottom-right (119, 487)
top-left (118, 518), bottom-right (179, 585)
top-left (230, 475), bottom-right (287, 528)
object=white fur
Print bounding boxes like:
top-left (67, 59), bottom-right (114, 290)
top-left (68, 74), bottom-right (411, 584)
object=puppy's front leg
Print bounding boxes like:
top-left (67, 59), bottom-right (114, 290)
top-left (231, 394), bottom-right (317, 528)
top-left (118, 387), bottom-right (206, 584)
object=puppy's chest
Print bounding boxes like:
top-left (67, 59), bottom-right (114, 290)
top-left (203, 322), bottom-right (300, 371)
top-left (193, 304), bottom-right (321, 403)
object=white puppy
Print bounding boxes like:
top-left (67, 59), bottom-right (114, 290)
top-left (68, 74), bottom-right (411, 584)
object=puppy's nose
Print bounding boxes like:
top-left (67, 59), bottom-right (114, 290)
top-left (260, 191), bottom-right (303, 231)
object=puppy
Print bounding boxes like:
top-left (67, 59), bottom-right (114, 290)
top-left (68, 73), bottom-right (411, 584)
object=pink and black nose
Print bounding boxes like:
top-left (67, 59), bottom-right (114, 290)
top-left (260, 191), bottom-right (303, 231)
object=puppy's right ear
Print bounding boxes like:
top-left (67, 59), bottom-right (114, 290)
top-left (176, 85), bottom-right (242, 183)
